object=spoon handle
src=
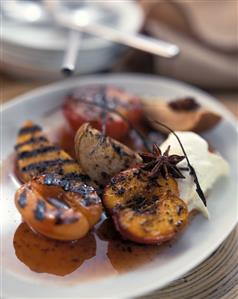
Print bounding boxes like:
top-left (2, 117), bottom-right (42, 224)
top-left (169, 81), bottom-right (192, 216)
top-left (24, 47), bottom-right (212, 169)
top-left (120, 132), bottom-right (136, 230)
top-left (83, 23), bottom-right (179, 58)
top-left (61, 30), bottom-right (81, 76)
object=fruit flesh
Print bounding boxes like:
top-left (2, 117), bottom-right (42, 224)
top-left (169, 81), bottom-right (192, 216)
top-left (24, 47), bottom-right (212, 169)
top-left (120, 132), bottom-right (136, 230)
top-left (103, 168), bottom-right (188, 244)
top-left (63, 85), bottom-right (143, 140)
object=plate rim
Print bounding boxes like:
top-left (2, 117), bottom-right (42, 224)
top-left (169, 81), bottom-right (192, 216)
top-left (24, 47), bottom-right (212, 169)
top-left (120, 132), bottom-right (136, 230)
top-left (2, 73), bottom-right (238, 299)
top-left (2, 74), bottom-right (238, 127)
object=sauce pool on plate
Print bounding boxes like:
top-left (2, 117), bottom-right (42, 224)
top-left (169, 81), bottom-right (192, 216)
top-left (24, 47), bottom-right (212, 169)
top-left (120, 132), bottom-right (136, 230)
top-left (13, 217), bottom-right (162, 280)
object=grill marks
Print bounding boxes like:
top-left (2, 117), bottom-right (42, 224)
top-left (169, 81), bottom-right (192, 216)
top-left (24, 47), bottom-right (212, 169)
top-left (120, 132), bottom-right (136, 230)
top-left (15, 172), bottom-right (102, 233)
top-left (15, 136), bottom-right (48, 150)
top-left (17, 145), bottom-right (60, 159)
top-left (21, 159), bottom-right (74, 173)
top-left (18, 190), bottom-right (27, 208)
top-left (39, 173), bottom-right (101, 207)
top-left (15, 121), bottom-right (85, 182)
top-left (14, 121), bottom-right (103, 240)
top-left (34, 198), bottom-right (79, 225)
top-left (42, 173), bottom-right (94, 197)
top-left (34, 200), bottom-right (46, 221)
top-left (18, 124), bottom-right (41, 135)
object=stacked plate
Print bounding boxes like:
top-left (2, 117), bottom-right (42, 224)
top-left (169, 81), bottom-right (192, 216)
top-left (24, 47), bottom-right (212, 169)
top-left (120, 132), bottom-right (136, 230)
top-left (0, 1), bottom-right (143, 80)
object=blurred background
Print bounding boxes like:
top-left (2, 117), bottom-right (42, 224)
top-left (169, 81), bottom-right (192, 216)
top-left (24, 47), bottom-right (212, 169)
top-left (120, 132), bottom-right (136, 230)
top-left (1, 0), bottom-right (237, 115)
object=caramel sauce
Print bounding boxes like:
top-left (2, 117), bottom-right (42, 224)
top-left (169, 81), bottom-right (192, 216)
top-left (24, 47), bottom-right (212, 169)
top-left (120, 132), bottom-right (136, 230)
top-left (13, 218), bottom-right (161, 280)
top-left (49, 125), bottom-right (77, 159)
top-left (14, 222), bottom-right (96, 276)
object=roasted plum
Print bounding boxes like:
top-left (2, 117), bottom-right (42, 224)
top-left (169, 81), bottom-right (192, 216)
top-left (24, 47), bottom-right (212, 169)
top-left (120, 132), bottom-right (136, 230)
top-left (63, 85), bottom-right (143, 140)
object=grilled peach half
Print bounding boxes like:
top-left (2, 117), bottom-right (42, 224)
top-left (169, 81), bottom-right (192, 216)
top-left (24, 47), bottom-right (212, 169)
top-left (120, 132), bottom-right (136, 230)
top-left (15, 173), bottom-right (102, 241)
top-left (103, 168), bottom-right (188, 244)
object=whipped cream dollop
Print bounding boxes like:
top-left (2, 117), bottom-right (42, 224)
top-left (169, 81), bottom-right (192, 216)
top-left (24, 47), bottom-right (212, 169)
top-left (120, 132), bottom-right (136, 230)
top-left (160, 132), bottom-right (230, 218)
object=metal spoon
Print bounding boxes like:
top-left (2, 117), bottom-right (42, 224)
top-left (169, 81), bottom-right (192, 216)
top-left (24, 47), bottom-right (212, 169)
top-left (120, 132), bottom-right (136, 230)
top-left (44, 0), bottom-right (180, 58)
top-left (61, 30), bottom-right (81, 76)
top-left (60, 0), bottom-right (110, 76)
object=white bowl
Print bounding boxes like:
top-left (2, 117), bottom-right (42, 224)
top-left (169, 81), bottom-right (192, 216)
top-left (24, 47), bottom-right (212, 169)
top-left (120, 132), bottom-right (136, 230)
top-left (1, 1), bottom-right (143, 79)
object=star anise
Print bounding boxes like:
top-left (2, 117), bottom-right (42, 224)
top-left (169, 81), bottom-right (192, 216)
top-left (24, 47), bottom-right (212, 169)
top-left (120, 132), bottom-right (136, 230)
top-left (139, 144), bottom-right (185, 179)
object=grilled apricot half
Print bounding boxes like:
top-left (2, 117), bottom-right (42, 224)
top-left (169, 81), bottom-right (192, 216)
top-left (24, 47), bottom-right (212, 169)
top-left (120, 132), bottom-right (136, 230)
top-left (103, 168), bottom-right (188, 244)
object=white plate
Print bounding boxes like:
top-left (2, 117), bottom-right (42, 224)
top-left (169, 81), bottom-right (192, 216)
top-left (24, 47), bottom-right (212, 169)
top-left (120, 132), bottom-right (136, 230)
top-left (1, 74), bottom-right (238, 299)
